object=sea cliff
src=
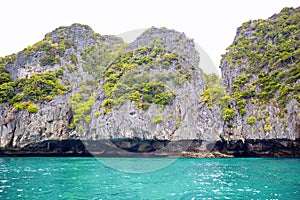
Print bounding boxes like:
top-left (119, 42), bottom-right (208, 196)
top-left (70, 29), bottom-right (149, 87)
top-left (0, 7), bottom-right (299, 157)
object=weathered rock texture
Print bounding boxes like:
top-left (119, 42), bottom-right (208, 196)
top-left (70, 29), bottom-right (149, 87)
top-left (0, 7), bottom-right (299, 157)
top-left (0, 24), bottom-right (223, 149)
top-left (220, 7), bottom-right (300, 142)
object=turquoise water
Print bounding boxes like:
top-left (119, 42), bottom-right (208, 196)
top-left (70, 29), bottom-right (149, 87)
top-left (0, 158), bottom-right (299, 199)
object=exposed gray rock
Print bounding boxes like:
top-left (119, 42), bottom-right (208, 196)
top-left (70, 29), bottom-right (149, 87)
top-left (83, 27), bottom-right (222, 142)
top-left (0, 15), bottom-right (299, 157)
top-left (219, 7), bottom-right (300, 141)
top-left (0, 25), bottom-right (223, 150)
top-left (0, 95), bottom-right (73, 148)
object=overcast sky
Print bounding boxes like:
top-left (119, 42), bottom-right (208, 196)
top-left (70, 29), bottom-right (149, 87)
top-left (0, 0), bottom-right (299, 74)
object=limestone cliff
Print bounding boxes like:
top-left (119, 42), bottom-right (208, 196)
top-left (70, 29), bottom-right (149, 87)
top-left (219, 7), bottom-right (300, 141)
top-left (0, 7), bottom-right (299, 157)
top-left (0, 24), bottom-right (222, 149)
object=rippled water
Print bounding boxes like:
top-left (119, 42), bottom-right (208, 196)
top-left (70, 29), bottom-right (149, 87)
top-left (0, 157), bottom-right (299, 199)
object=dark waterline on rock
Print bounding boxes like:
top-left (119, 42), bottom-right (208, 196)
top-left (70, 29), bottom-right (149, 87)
top-left (1, 138), bottom-right (299, 158)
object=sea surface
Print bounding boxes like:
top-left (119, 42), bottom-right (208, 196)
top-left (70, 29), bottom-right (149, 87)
top-left (0, 157), bottom-right (299, 199)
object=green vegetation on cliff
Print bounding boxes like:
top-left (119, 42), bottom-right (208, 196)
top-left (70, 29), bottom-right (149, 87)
top-left (99, 46), bottom-right (191, 113)
top-left (25, 37), bottom-right (77, 66)
top-left (0, 64), bottom-right (66, 112)
top-left (68, 40), bottom-right (126, 123)
top-left (201, 73), bottom-right (236, 120)
top-left (152, 115), bottom-right (164, 123)
top-left (224, 7), bottom-right (299, 72)
top-left (81, 40), bottom-right (126, 78)
top-left (221, 7), bottom-right (300, 119)
top-left (69, 93), bottom-right (96, 128)
top-left (201, 73), bottom-right (226, 108)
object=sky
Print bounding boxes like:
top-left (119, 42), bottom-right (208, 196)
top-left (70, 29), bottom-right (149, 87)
top-left (0, 0), bottom-right (299, 74)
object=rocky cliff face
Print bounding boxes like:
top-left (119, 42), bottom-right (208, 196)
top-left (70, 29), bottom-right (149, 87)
top-left (220, 7), bottom-right (300, 141)
top-left (85, 27), bottom-right (222, 142)
top-left (0, 24), bottom-right (222, 149)
top-left (0, 23), bottom-right (125, 148)
top-left (0, 7), bottom-right (299, 157)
